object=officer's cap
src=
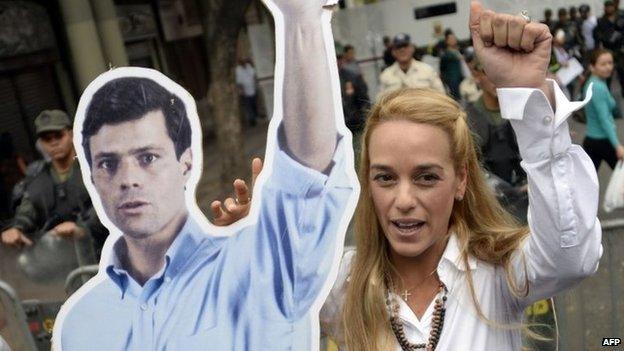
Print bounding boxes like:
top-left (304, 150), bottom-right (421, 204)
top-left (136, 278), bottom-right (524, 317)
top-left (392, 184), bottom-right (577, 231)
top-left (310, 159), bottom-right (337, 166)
top-left (35, 110), bottom-right (71, 136)
top-left (392, 33), bottom-right (411, 48)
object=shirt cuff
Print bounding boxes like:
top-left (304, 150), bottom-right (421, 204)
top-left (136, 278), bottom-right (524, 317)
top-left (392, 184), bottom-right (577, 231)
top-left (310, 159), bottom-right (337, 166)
top-left (266, 133), bottom-right (353, 196)
top-left (496, 79), bottom-right (593, 162)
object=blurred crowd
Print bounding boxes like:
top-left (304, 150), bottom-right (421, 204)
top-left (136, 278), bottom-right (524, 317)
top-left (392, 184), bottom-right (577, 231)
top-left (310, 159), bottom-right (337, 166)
top-left (334, 0), bottom-right (624, 183)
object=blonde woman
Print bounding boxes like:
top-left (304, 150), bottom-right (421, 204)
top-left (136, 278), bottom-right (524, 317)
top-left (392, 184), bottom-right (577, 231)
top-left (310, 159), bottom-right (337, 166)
top-left (213, 2), bottom-right (602, 350)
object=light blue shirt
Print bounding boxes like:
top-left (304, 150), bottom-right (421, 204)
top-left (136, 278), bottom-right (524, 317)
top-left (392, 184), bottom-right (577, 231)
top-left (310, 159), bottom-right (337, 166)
top-left (59, 139), bottom-right (355, 350)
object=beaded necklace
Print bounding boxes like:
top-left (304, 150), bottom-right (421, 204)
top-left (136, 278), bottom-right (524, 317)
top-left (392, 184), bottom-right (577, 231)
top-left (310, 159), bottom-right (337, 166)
top-left (386, 282), bottom-right (448, 351)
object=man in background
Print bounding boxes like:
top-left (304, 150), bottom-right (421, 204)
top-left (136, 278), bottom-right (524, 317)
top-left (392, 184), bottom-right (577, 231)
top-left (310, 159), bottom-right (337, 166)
top-left (542, 8), bottom-right (556, 33)
top-left (342, 44), bottom-right (362, 76)
top-left (378, 33), bottom-right (445, 96)
top-left (235, 58), bottom-right (259, 127)
top-left (580, 4), bottom-right (598, 57)
top-left (382, 36), bottom-right (395, 68)
top-left (1, 110), bottom-right (107, 258)
top-left (594, 0), bottom-right (624, 96)
top-left (463, 52), bottom-right (525, 188)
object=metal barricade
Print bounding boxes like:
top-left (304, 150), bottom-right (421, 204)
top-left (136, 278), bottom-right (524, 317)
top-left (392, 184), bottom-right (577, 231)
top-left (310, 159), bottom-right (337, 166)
top-left (0, 233), bottom-right (97, 351)
top-left (0, 280), bottom-right (37, 351)
top-left (65, 265), bottom-right (98, 296)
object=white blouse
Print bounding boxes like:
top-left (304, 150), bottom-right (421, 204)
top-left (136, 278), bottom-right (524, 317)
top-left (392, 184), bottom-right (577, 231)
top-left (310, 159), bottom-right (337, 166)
top-left (320, 80), bottom-right (603, 350)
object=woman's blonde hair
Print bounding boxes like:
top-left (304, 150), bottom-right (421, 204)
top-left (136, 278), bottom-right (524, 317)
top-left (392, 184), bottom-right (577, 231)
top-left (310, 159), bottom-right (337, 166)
top-left (340, 88), bottom-right (530, 350)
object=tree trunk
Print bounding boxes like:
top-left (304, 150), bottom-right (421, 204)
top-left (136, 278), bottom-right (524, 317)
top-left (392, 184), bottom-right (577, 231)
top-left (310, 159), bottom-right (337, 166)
top-left (198, 0), bottom-right (252, 199)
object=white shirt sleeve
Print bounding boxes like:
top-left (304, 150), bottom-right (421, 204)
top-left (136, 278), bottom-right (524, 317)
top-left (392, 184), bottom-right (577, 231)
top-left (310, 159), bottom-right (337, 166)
top-left (0, 336), bottom-right (9, 351)
top-left (497, 80), bottom-right (603, 308)
top-left (235, 67), bottom-right (243, 86)
top-left (319, 248), bottom-right (356, 342)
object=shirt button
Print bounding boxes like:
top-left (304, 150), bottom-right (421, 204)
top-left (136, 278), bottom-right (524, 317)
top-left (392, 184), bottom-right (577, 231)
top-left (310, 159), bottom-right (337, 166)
top-left (543, 116), bottom-right (552, 125)
top-left (165, 277), bottom-right (171, 283)
top-left (140, 304), bottom-right (147, 311)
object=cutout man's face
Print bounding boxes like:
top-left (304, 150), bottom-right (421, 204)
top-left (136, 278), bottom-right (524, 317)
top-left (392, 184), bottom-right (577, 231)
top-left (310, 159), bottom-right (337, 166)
top-left (89, 110), bottom-right (192, 238)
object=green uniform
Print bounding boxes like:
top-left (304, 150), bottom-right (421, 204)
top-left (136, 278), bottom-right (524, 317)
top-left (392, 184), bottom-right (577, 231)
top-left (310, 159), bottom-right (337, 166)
top-left (10, 160), bottom-right (108, 259)
top-left (465, 96), bottom-right (525, 186)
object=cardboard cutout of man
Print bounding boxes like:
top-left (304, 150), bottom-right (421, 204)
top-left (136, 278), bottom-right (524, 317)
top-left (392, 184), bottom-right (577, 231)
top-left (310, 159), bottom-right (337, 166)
top-left (53, 1), bottom-right (359, 350)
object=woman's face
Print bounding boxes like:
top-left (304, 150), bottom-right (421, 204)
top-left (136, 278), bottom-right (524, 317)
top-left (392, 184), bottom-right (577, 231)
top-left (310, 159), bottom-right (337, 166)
top-left (368, 120), bottom-right (466, 259)
top-left (591, 53), bottom-right (614, 80)
top-left (445, 34), bottom-right (458, 48)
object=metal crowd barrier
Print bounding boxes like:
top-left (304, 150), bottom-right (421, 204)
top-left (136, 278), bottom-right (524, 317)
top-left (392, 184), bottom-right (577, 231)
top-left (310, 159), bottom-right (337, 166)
top-left (0, 235), bottom-right (98, 351)
top-left (64, 265), bottom-right (98, 296)
top-left (0, 280), bottom-right (37, 351)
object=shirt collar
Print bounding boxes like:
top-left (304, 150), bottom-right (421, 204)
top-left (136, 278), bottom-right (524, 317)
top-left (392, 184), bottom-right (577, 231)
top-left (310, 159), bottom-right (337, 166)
top-left (439, 233), bottom-right (478, 272)
top-left (105, 217), bottom-right (208, 294)
top-left (164, 217), bottom-right (207, 279)
top-left (392, 59), bottom-right (418, 75)
top-left (388, 234), bottom-right (476, 329)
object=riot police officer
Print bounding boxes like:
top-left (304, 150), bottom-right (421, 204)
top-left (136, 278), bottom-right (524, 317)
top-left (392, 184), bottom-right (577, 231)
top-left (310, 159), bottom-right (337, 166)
top-left (0, 110), bottom-right (107, 259)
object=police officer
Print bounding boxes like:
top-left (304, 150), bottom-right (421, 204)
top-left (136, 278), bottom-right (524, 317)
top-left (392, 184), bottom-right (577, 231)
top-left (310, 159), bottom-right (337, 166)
top-left (378, 33), bottom-right (446, 97)
top-left (0, 110), bottom-right (107, 258)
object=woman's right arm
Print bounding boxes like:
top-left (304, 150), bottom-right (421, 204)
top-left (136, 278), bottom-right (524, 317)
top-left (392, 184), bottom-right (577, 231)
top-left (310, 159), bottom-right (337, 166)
top-left (319, 249), bottom-right (355, 343)
top-left (498, 81), bottom-right (602, 307)
top-left (469, 1), bottom-right (602, 308)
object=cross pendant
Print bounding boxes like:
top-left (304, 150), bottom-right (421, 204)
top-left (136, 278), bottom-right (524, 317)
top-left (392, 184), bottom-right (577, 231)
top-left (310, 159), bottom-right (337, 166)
top-left (401, 290), bottom-right (411, 302)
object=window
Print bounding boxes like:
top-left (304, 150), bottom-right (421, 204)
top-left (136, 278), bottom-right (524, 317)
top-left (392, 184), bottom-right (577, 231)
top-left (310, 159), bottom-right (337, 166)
top-left (414, 2), bottom-right (457, 20)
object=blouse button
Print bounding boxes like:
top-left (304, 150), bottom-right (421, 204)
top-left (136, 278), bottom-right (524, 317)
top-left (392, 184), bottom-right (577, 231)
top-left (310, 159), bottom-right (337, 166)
top-left (543, 116), bottom-right (552, 125)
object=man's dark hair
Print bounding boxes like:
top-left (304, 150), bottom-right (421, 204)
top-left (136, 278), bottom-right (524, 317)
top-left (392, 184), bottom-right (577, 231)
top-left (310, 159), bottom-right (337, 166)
top-left (343, 45), bottom-right (354, 53)
top-left (82, 77), bottom-right (191, 168)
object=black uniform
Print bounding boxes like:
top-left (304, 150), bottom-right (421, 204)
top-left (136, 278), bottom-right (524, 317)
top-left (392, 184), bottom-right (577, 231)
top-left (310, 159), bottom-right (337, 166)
top-left (594, 12), bottom-right (624, 97)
